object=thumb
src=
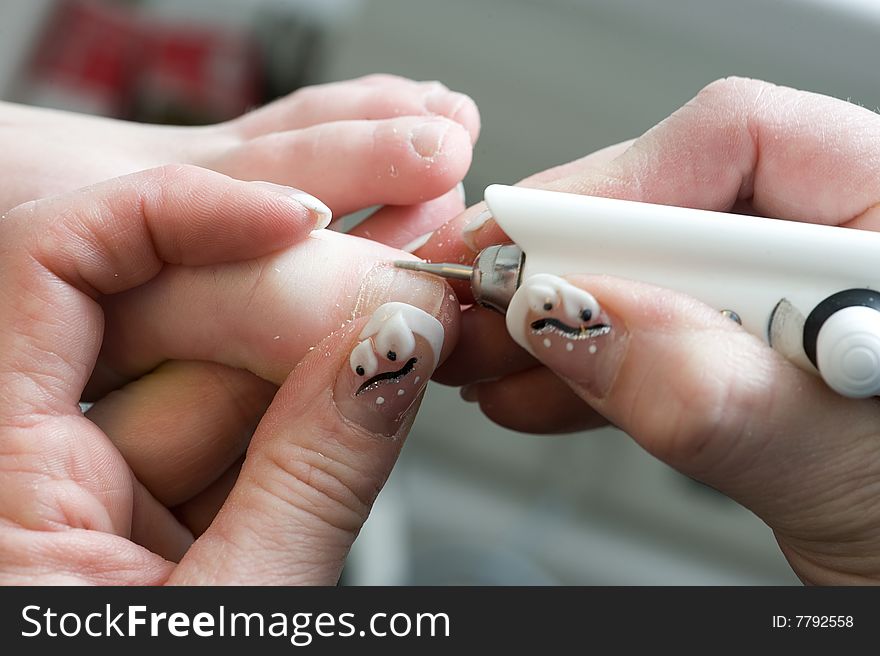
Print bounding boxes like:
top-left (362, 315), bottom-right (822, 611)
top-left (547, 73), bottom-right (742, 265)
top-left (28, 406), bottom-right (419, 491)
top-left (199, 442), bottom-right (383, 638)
top-left (170, 298), bottom-right (457, 585)
top-left (503, 273), bottom-right (880, 577)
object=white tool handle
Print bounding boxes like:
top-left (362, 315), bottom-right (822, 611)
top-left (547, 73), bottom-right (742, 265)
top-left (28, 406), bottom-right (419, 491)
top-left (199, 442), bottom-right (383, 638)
top-left (485, 184), bottom-right (880, 397)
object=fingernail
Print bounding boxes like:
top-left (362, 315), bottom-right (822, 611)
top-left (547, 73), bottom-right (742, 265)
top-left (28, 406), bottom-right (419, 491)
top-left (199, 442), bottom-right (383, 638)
top-left (460, 384), bottom-right (479, 403)
top-left (249, 181), bottom-right (332, 230)
top-left (455, 182), bottom-right (467, 204)
top-left (505, 274), bottom-right (628, 399)
top-left (462, 208), bottom-right (494, 252)
top-left (353, 263), bottom-right (447, 321)
top-left (411, 120), bottom-right (449, 159)
top-left (335, 302), bottom-right (444, 437)
top-left (402, 231), bottom-right (434, 253)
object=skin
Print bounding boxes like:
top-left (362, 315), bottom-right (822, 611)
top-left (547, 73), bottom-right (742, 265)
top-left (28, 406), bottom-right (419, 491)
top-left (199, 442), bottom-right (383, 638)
top-left (0, 166), bottom-right (460, 584)
top-left (417, 77), bottom-right (880, 584)
top-left (0, 74), bottom-right (476, 584)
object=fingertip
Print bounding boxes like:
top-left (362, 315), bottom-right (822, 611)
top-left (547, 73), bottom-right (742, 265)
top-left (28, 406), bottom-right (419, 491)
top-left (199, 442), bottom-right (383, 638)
top-left (424, 88), bottom-right (481, 144)
top-left (246, 180), bottom-right (332, 231)
top-left (382, 117), bottom-right (474, 202)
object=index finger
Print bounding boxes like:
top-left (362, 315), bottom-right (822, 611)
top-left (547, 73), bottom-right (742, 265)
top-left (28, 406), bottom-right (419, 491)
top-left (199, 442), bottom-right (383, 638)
top-left (0, 165), bottom-right (327, 416)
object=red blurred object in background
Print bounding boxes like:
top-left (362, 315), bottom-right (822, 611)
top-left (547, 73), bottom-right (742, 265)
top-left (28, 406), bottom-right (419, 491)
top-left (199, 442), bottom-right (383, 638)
top-left (21, 0), bottom-right (263, 124)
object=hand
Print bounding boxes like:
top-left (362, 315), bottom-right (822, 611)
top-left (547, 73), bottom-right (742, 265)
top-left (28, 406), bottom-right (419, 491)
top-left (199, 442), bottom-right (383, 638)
top-left (0, 74), bottom-right (480, 248)
top-left (0, 166), bottom-right (458, 584)
top-left (416, 77), bottom-right (880, 584)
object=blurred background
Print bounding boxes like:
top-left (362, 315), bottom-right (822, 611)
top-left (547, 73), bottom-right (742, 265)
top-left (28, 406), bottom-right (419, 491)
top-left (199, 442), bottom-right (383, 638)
top-left (5, 0), bottom-right (880, 584)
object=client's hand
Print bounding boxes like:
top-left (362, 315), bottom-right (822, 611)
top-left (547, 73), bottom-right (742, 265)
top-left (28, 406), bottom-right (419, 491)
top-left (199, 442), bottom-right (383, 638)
top-left (0, 165), bottom-right (458, 584)
top-left (0, 74), bottom-right (480, 248)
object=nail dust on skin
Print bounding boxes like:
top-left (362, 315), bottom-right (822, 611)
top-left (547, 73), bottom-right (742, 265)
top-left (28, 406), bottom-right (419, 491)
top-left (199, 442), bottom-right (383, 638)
top-left (334, 302), bottom-right (444, 437)
top-left (505, 274), bottom-right (627, 398)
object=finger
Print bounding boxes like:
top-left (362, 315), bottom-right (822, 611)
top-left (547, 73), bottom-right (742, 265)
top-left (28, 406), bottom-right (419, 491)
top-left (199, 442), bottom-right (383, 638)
top-left (94, 231), bottom-right (453, 395)
top-left (0, 165), bottom-right (319, 539)
top-left (434, 304), bottom-right (536, 385)
top-left (234, 75), bottom-right (481, 145)
top-left (86, 360), bottom-right (276, 506)
top-left (212, 116), bottom-right (474, 217)
top-left (2, 166), bottom-right (325, 412)
top-left (407, 142), bottom-right (633, 274)
top-left (460, 366), bottom-right (608, 434)
top-left (504, 273), bottom-right (880, 573)
top-left (172, 457), bottom-right (244, 538)
top-left (171, 297), bottom-right (459, 584)
top-left (129, 478), bottom-right (193, 562)
top-left (416, 78), bottom-right (880, 302)
top-left (516, 140), bottom-right (634, 186)
top-left (347, 184), bottom-right (465, 250)
top-left (545, 77), bottom-right (880, 222)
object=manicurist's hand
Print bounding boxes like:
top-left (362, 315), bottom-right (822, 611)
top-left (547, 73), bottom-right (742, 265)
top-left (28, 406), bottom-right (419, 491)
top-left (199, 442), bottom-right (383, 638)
top-left (415, 77), bottom-right (880, 584)
top-left (0, 166), bottom-right (458, 584)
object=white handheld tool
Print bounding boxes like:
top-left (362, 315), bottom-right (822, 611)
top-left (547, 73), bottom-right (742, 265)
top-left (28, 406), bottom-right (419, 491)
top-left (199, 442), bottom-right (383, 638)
top-left (396, 184), bottom-right (880, 398)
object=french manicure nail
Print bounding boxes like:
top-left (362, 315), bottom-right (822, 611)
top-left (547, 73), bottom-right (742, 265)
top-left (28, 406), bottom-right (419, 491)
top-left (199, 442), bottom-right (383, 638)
top-left (402, 230), bottom-right (434, 253)
top-left (455, 182), bottom-right (466, 204)
top-left (505, 274), bottom-right (628, 399)
top-left (250, 181), bottom-right (332, 230)
top-left (462, 208), bottom-right (494, 252)
top-left (411, 120), bottom-right (449, 159)
top-left (334, 302), bottom-right (444, 436)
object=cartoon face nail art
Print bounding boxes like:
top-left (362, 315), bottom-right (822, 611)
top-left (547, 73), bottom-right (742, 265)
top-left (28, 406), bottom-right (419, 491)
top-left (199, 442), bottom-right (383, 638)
top-left (507, 274), bottom-right (609, 351)
top-left (506, 274), bottom-right (626, 397)
top-left (335, 302), bottom-right (444, 437)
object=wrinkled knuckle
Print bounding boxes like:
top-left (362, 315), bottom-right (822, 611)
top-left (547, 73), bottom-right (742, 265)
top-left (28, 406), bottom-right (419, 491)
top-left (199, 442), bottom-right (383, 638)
top-left (696, 77), bottom-right (775, 113)
top-left (144, 163), bottom-right (196, 187)
top-left (253, 438), bottom-right (372, 535)
top-left (650, 347), bottom-right (763, 472)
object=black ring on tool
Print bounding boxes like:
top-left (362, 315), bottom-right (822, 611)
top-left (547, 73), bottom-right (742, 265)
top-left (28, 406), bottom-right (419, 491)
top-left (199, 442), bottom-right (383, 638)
top-left (803, 288), bottom-right (880, 366)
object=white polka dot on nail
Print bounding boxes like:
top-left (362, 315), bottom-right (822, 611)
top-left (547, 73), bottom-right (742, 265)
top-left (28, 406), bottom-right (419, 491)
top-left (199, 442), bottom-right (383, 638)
top-left (543, 338), bottom-right (552, 348)
top-left (397, 389), bottom-right (405, 396)
top-left (566, 342), bottom-right (574, 352)
top-left (414, 376), bottom-right (421, 384)
top-left (589, 344), bottom-right (598, 354)
top-left (376, 396), bottom-right (385, 405)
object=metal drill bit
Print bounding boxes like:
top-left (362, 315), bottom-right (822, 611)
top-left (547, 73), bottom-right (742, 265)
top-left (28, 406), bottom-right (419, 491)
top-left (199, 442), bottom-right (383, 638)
top-left (393, 260), bottom-right (474, 281)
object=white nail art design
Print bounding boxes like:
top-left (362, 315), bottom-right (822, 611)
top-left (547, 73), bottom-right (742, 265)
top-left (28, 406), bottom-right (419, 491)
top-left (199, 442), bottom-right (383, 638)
top-left (349, 301), bottom-right (443, 382)
top-left (338, 302), bottom-right (444, 437)
top-left (506, 273), bottom-right (608, 355)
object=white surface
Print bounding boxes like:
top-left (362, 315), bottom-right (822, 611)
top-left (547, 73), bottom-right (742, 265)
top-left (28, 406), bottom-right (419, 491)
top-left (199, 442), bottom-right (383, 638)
top-left (488, 184), bottom-right (880, 393)
top-left (817, 306), bottom-right (880, 397)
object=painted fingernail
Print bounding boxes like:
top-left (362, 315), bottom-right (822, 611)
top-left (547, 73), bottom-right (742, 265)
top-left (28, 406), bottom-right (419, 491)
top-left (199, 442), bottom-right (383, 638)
top-left (462, 208), bottom-right (494, 252)
top-left (335, 302), bottom-right (444, 437)
top-left (402, 230), bottom-right (434, 253)
top-left (411, 120), bottom-right (450, 159)
top-left (505, 274), bottom-right (628, 399)
top-left (250, 181), bottom-right (332, 229)
top-left (460, 384), bottom-right (480, 403)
